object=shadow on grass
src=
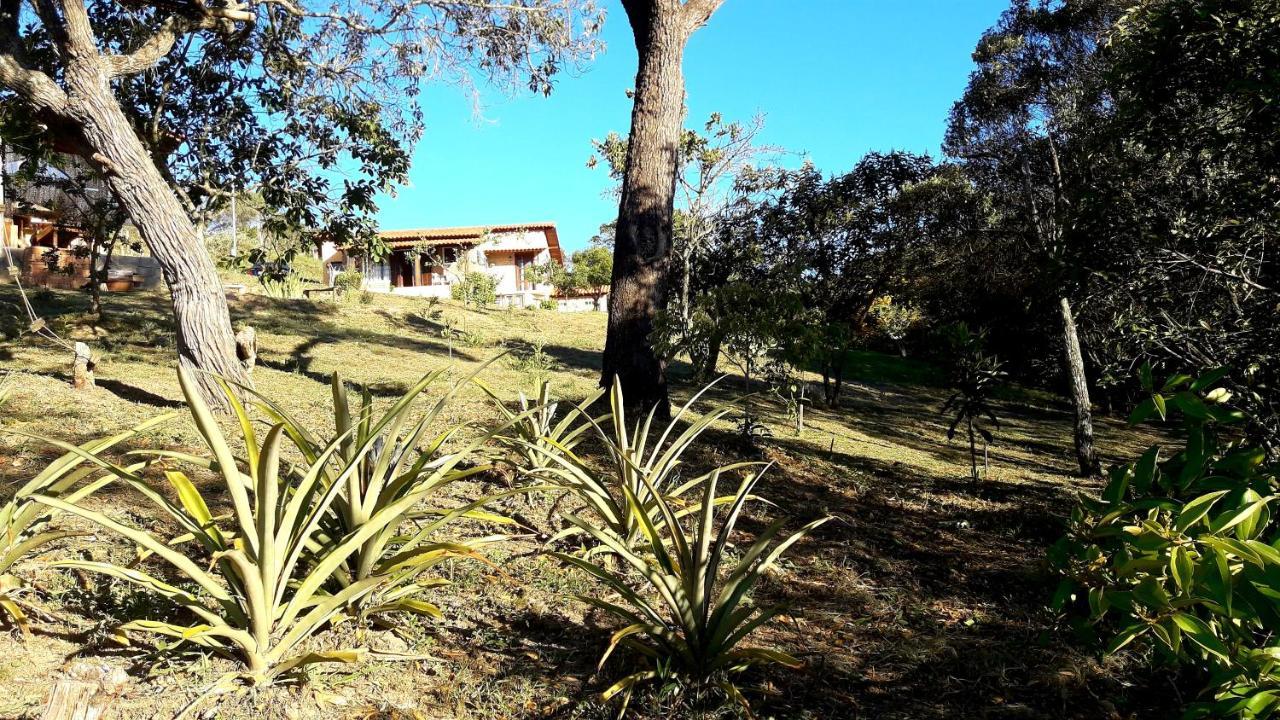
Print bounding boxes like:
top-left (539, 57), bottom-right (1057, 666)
top-left (97, 379), bottom-right (184, 408)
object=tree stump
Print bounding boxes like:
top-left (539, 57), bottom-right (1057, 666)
top-left (41, 662), bottom-right (128, 720)
top-left (235, 326), bottom-right (257, 374)
top-left (72, 342), bottom-right (95, 390)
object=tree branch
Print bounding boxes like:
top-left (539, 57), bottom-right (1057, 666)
top-left (106, 4), bottom-right (250, 76)
top-left (0, 0), bottom-right (69, 114)
top-left (680, 0), bottom-right (723, 30)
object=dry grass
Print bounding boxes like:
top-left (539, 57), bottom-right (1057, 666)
top-left (0, 283), bottom-right (1178, 719)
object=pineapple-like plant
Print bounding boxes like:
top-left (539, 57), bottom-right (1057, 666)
top-left (554, 464), bottom-right (830, 714)
top-left (33, 368), bottom-right (456, 682)
top-left (477, 378), bottom-right (605, 477)
top-left (528, 377), bottom-right (754, 553)
top-left (1, 414), bottom-right (171, 634)
top-left (249, 367), bottom-right (523, 620)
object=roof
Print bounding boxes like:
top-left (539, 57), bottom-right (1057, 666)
top-left (379, 222), bottom-right (564, 263)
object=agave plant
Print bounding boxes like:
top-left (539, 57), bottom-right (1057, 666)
top-left (33, 368), bottom-right (448, 682)
top-left (529, 377), bottom-right (753, 552)
top-left (247, 367), bottom-right (523, 620)
top-left (476, 378), bottom-right (605, 477)
top-left (1, 414), bottom-right (171, 633)
top-left (553, 464), bottom-right (831, 714)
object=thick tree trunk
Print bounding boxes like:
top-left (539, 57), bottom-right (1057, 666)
top-left (602, 0), bottom-right (721, 417)
top-left (1060, 297), bottom-right (1099, 476)
top-left (60, 45), bottom-right (249, 408)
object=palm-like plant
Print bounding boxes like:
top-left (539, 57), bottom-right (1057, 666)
top-left (553, 465), bottom-right (830, 714)
top-left (33, 368), bottom-right (448, 682)
top-left (529, 377), bottom-right (751, 552)
top-left (477, 379), bottom-right (605, 477)
top-left (1, 415), bottom-right (171, 633)
top-left (941, 347), bottom-right (1005, 481)
top-left (249, 368), bottom-right (521, 620)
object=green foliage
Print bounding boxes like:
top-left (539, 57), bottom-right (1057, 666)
top-left (528, 247), bottom-right (612, 309)
top-left (1, 415), bottom-right (170, 634)
top-left (530, 378), bottom-right (743, 553)
top-left (333, 270), bottom-right (364, 299)
top-left (868, 295), bottom-right (922, 353)
top-left (477, 380), bottom-right (605, 478)
top-left (939, 326), bottom-right (1004, 481)
top-left (551, 440), bottom-right (831, 714)
top-left (451, 271), bottom-right (498, 309)
top-left (32, 369), bottom-right (457, 682)
top-left (1050, 366), bottom-right (1280, 718)
top-left (505, 340), bottom-right (561, 385)
top-left (246, 365), bottom-right (515, 621)
top-left (539, 298), bottom-right (557, 311)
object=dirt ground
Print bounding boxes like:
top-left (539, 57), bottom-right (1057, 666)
top-left (0, 284), bottom-right (1182, 719)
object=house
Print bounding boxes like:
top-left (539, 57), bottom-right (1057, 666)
top-left (319, 223), bottom-right (565, 308)
top-left (0, 147), bottom-right (161, 290)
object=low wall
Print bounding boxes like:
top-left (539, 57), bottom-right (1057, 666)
top-left (0, 247), bottom-right (164, 291)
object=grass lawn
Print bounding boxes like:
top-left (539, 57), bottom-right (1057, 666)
top-left (0, 283), bottom-right (1177, 719)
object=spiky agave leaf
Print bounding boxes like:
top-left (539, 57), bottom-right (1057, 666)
top-left (0, 413), bottom-right (173, 633)
top-left (554, 458), bottom-right (831, 713)
top-left (33, 367), bottom-right (446, 681)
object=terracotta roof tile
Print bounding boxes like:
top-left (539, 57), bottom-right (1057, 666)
top-left (378, 223), bottom-right (564, 263)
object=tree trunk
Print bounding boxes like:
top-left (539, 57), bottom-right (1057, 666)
top-left (1060, 297), bottom-right (1099, 476)
top-left (60, 45), bottom-right (249, 409)
top-left (679, 249), bottom-right (691, 323)
top-left (602, 0), bottom-right (722, 418)
top-left (41, 662), bottom-right (128, 720)
top-left (700, 330), bottom-right (722, 381)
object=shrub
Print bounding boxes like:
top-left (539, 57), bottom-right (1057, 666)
top-left (940, 327), bottom-right (1004, 481)
top-left (1050, 365), bottom-right (1278, 718)
top-left (34, 369), bottom-right (449, 683)
top-left (451, 271), bottom-right (498, 308)
top-left (358, 289), bottom-right (376, 304)
top-left (539, 298), bottom-right (557, 311)
top-left (251, 366), bottom-right (517, 621)
top-left (477, 379), bottom-right (605, 478)
top-left (333, 270), bottom-right (363, 299)
top-left (553, 448), bottom-right (831, 714)
top-left (1, 415), bottom-right (170, 634)
top-left (532, 377), bottom-right (745, 551)
top-left (505, 340), bottom-right (560, 385)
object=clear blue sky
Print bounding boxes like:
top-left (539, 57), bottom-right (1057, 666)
top-left (375, 0), bottom-right (1009, 254)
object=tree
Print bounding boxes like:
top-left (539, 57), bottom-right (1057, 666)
top-left (529, 245), bottom-right (613, 310)
top-left (1072, 0), bottom-right (1280, 453)
top-left (600, 0), bottom-right (725, 418)
top-left (760, 152), bottom-right (935, 405)
top-left (945, 0), bottom-right (1118, 475)
top-left (0, 0), bottom-right (602, 408)
top-left (592, 111), bottom-right (781, 323)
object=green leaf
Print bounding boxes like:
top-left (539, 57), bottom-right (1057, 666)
top-left (1170, 613), bottom-right (1230, 662)
top-left (1189, 368), bottom-right (1230, 392)
top-left (1104, 624), bottom-right (1146, 655)
top-left (1175, 491), bottom-right (1230, 533)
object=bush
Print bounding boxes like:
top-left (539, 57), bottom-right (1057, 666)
top-left (539, 298), bottom-right (557, 311)
top-left (531, 378), bottom-right (831, 713)
top-left (33, 368), bottom-right (486, 684)
top-left (1050, 365), bottom-right (1278, 718)
top-left (451, 271), bottom-right (498, 308)
top-left (333, 270), bottom-right (363, 299)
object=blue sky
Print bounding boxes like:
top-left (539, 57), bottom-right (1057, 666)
top-left (375, 0), bottom-right (1010, 254)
